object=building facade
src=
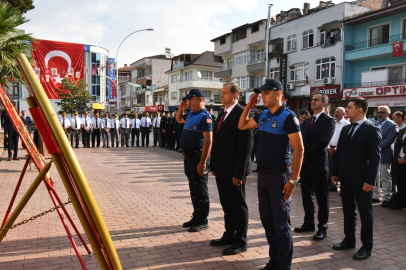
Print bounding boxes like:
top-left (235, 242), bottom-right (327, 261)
top-left (343, 2), bottom-right (406, 116)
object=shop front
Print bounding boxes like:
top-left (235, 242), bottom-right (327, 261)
top-left (310, 84), bottom-right (342, 114)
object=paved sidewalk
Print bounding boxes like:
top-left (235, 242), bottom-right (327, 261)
top-left (1, 146), bottom-right (406, 270)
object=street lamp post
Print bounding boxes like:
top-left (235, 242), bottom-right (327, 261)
top-left (115, 28), bottom-right (153, 113)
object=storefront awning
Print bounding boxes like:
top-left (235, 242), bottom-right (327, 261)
top-left (367, 96), bottom-right (406, 107)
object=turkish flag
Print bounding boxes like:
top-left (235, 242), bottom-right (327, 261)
top-left (32, 39), bottom-right (84, 99)
top-left (111, 81), bottom-right (117, 99)
top-left (393, 41), bottom-right (403, 57)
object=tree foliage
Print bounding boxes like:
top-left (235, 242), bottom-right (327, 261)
top-left (54, 77), bottom-right (92, 116)
top-left (3, 0), bottom-right (35, 13)
top-left (0, 1), bottom-right (33, 87)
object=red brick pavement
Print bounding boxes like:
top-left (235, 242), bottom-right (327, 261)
top-left (1, 145), bottom-right (406, 270)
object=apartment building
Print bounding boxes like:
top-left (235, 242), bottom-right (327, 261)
top-left (167, 51), bottom-right (223, 110)
top-left (112, 65), bottom-right (130, 115)
top-left (211, 19), bottom-right (268, 104)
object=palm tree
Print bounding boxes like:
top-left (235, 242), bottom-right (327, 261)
top-left (0, 1), bottom-right (33, 88)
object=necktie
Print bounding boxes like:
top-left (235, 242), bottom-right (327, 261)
top-left (96, 119), bottom-right (98, 128)
top-left (155, 118), bottom-right (158, 128)
top-left (85, 118), bottom-right (87, 127)
top-left (308, 116), bottom-right (316, 131)
top-left (217, 111), bottom-right (227, 133)
top-left (105, 119), bottom-right (107, 128)
top-left (125, 118), bottom-right (127, 128)
top-left (63, 118), bottom-right (65, 128)
top-left (114, 120), bottom-right (116, 128)
top-left (347, 123), bottom-right (359, 145)
top-left (76, 118), bottom-right (78, 129)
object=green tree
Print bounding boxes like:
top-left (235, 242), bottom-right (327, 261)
top-left (54, 77), bottom-right (92, 116)
top-left (0, 1), bottom-right (33, 87)
top-left (3, 0), bottom-right (34, 13)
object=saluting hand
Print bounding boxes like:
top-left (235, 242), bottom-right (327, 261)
top-left (180, 100), bottom-right (188, 111)
top-left (232, 177), bottom-right (243, 186)
top-left (247, 93), bottom-right (260, 108)
top-left (282, 181), bottom-right (295, 201)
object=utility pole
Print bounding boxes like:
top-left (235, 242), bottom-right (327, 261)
top-left (265, 4), bottom-right (273, 79)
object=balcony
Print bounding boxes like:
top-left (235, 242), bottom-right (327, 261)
top-left (176, 77), bottom-right (223, 90)
top-left (247, 60), bottom-right (265, 73)
top-left (289, 80), bottom-right (307, 87)
top-left (214, 68), bottom-right (232, 78)
top-left (344, 79), bottom-right (406, 89)
top-left (345, 34), bottom-right (404, 52)
top-left (317, 37), bottom-right (342, 48)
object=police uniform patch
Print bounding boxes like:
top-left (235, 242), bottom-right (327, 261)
top-left (261, 118), bottom-right (266, 125)
top-left (272, 120), bottom-right (278, 128)
top-left (293, 117), bottom-right (299, 126)
top-left (193, 124), bottom-right (197, 130)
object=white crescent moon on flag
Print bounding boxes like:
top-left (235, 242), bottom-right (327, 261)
top-left (394, 44), bottom-right (400, 49)
top-left (44, 50), bottom-right (71, 68)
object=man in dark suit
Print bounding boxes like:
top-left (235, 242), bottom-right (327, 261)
top-left (294, 92), bottom-right (336, 241)
top-left (210, 82), bottom-right (253, 255)
top-left (331, 98), bottom-right (381, 260)
top-left (4, 112), bottom-right (19, 161)
top-left (21, 110), bottom-right (32, 149)
top-left (1, 110), bottom-right (9, 150)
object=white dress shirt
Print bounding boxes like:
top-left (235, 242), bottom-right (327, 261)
top-left (130, 118), bottom-right (141, 128)
top-left (101, 118), bottom-right (111, 129)
top-left (81, 116), bottom-right (92, 129)
top-left (120, 117), bottom-right (130, 128)
top-left (140, 117), bottom-right (152, 127)
top-left (153, 117), bottom-right (161, 128)
top-left (110, 118), bottom-right (120, 128)
top-left (224, 102), bottom-right (238, 121)
top-left (399, 122), bottom-right (406, 130)
top-left (92, 118), bottom-right (101, 130)
top-left (70, 117), bottom-right (82, 130)
top-left (329, 118), bottom-right (350, 147)
top-left (59, 118), bottom-right (71, 128)
top-left (312, 111), bottom-right (325, 123)
top-left (348, 118), bottom-right (367, 137)
top-left (377, 119), bottom-right (388, 129)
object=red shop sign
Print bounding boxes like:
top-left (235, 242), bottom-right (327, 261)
top-left (310, 85), bottom-right (340, 98)
top-left (145, 105), bottom-right (164, 112)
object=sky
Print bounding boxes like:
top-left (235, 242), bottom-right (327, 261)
top-left (22, 0), bottom-right (346, 67)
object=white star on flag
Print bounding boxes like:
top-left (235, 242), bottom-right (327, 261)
top-left (54, 75), bottom-right (63, 84)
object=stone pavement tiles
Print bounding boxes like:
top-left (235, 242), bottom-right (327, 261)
top-left (1, 146), bottom-right (406, 270)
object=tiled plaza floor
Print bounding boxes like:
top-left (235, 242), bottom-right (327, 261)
top-left (1, 143), bottom-right (406, 270)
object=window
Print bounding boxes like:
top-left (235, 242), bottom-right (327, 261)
top-left (148, 95), bottom-right (152, 103)
top-left (256, 49), bottom-right (265, 62)
top-left (403, 19), bottom-right (406, 39)
top-left (227, 57), bottom-right (234, 69)
top-left (220, 36), bottom-right (226, 45)
top-left (137, 68), bottom-right (145, 78)
top-left (316, 57), bottom-right (335, 80)
top-left (131, 70), bottom-right (137, 78)
top-left (251, 23), bottom-right (259, 33)
top-left (200, 71), bottom-right (213, 80)
top-left (91, 53), bottom-right (101, 97)
top-left (233, 76), bottom-right (251, 89)
top-left (233, 28), bottom-right (247, 42)
top-left (369, 24), bottom-right (389, 47)
top-left (171, 92), bottom-right (177, 100)
top-left (270, 68), bottom-right (280, 80)
top-left (303, 30), bottom-right (314, 49)
top-left (233, 50), bottom-right (250, 66)
top-left (371, 64), bottom-right (405, 81)
top-left (256, 76), bottom-right (264, 88)
top-left (202, 90), bottom-right (211, 98)
top-left (148, 66), bottom-right (152, 75)
top-left (184, 71), bottom-right (192, 81)
top-left (171, 74), bottom-right (178, 83)
top-left (287, 35), bottom-right (297, 52)
top-left (289, 63), bottom-right (309, 82)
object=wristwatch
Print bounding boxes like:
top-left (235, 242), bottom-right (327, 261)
top-left (290, 179), bottom-right (299, 187)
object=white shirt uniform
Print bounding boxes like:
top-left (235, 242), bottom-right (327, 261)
top-left (130, 118), bottom-right (141, 128)
top-left (101, 118), bottom-right (111, 129)
top-left (119, 117), bottom-right (130, 128)
top-left (329, 118), bottom-right (350, 148)
top-left (81, 116), bottom-right (92, 129)
top-left (110, 118), bottom-right (120, 129)
top-left (59, 118), bottom-right (71, 128)
top-left (92, 118), bottom-right (101, 130)
top-left (152, 117), bottom-right (161, 128)
top-left (140, 117), bottom-right (152, 128)
top-left (70, 117), bottom-right (82, 130)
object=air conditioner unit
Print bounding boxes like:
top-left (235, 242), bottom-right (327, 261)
top-left (323, 77), bottom-right (333, 84)
top-left (287, 83), bottom-right (295, 90)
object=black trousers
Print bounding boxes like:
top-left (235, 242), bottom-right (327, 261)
top-left (340, 181), bottom-right (373, 250)
top-left (166, 132), bottom-right (175, 148)
top-left (184, 154), bottom-right (210, 224)
top-left (300, 167), bottom-right (329, 230)
top-left (92, 129), bottom-right (100, 147)
top-left (82, 129), bottom-right (90, 147)
top-left (153, 128), bottom-right (160, 146)
top-left (397, 163), bottom-right (406, 208)
top-left (160, 130), bottom-right (166, 147)
top-left (7, 132), bottom-right (19, 158)
top-left (141, 127), bottom-right (150, 146)
top-left (110, 128), bottom-right (119, 147)
top-left (176, 132), bottom-right (182, 150)
top-left (3, 132), bottom-right (8, 148)
top-left (71, 129), bottom-right (80, 147)
top-left (215, 176), bottom-right (248, 246)
top-left (131, 128), bottom-right (140, 146)
top-left (328, 154), bottom-right (336, 188)
top-left (258, 169), bottom-right (293, 270)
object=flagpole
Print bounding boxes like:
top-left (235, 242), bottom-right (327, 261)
top-left (115, 28), bottom-right (154, 113)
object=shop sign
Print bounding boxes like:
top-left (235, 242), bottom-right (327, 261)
top-left (343, 84), bottom-right (406, 98)
top-left (310, 85), bottom-right (340, 98)
top-left (145, 105), bottom-right (164, 112)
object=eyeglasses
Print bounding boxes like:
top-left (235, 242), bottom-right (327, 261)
top-left (311, 98), bottom-right (321, 102)
top-left (377, 111), bottom-right (387, 114)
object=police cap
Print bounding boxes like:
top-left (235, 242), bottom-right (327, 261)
top-left (254, 79), bottom-right (282, 94)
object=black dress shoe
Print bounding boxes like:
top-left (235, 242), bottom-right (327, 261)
top-left (222, 245), bottom-right (247, 255)
top-left (353, 247), bottom-right (371, 260)
top-left (210, 238), bottom-right (233, 246)
top-left (294, 224), bottom-right (315, 232)
top-left (182, 219), bottom-right (196, 228)
top-left (188, 223), bottom-right (209, 232)
top-left (259, 261), bottom-right (277, 270)
top-left (313, 229), bottom-right (327, 240)
top-left (252, 169), bottom-right (258, 172)
top-left (381, 200), bottom-right (390, 207)
top-left (372, 198), bottom-right (380, 203)
top-left (332, 240), bottom-right (356, 250)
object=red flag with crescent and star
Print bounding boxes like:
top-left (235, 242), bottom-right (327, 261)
top-left (32, 39), bottom-right (84, 99)
top-left (393, 41), bottom-right (403, 58)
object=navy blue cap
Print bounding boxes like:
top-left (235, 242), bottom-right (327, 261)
top-left (182, 88), bottom-right (204, 101)
top-left (254, 79), bottom-right (282, 94)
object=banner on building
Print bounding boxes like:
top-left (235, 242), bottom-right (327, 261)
top-left (310, 85), bottom-right (340, 99)
top-left (31, 40), bottom-right (84, 99)
top-left (393, 41), bottom-right (403, 57)
top-left (145, 105), bottom-right (164, 112)
top-left (279, 54), bottom-right (288, 96)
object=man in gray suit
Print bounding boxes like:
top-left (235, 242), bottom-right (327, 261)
top-left (372, 106), bottom-right (398, 207)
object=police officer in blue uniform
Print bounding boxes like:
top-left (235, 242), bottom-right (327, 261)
top-left (238, 79), bottom-right (304, 270)
top-left (176, 88), bottom-right (213, 233)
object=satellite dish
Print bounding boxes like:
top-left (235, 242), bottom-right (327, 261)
top-left (197, 71), bottom-right (202, 79)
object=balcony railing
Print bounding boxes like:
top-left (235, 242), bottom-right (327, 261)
top-left (179, 77), bottom-right (222, 83)
top-left (289, 80), bottom-right (307, 86)
top-left (317, 37), bottom-right (342, 48)
top-left (345, 33), bottom-right (405, 52)
top-left (344, 79), bottom-right (406, 89)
